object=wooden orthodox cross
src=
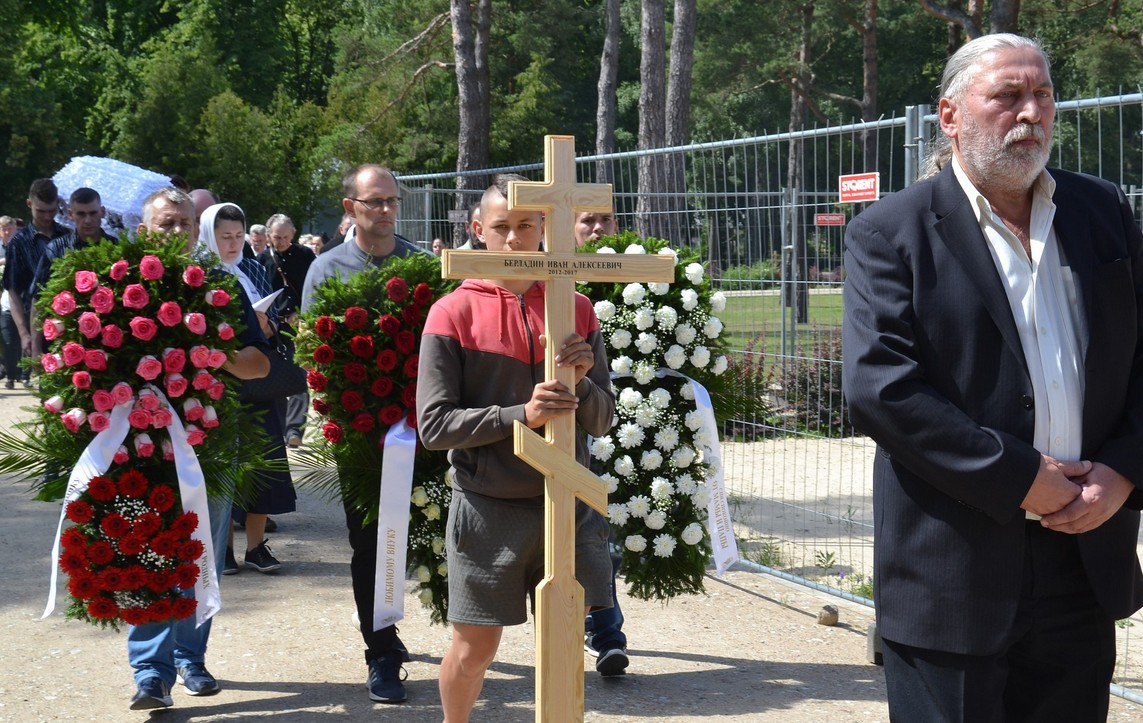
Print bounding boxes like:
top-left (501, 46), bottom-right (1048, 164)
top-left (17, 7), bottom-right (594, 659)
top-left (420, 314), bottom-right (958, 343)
top-left (441, 135), bottom-right (674, 722)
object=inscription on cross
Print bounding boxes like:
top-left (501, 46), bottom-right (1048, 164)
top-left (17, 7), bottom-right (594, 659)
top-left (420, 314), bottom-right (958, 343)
top-left (441, 135), bottom-right (674, 722)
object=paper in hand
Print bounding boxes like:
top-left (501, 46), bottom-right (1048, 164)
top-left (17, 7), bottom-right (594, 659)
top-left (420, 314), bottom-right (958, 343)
top-left (252, 288), bottom-right (284, 314)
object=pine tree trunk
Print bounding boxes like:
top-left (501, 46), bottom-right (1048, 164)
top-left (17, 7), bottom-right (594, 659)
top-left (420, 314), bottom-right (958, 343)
top-left (451, 0), bottom-right (491, 222)
top-left (636, 0), bottom-right (667, 240)
top-left (665, 0), bottom-right (696, 245)
top-left (860, 0), bottom-right (879, 174)
top-left (785, 1), bottom-right (814, 325)
top-left (595, 0), bottom-right (620, 186)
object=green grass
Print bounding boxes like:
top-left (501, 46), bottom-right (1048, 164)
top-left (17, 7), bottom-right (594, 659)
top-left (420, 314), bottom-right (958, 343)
top-left (719, 288), bottom-right (843, 352)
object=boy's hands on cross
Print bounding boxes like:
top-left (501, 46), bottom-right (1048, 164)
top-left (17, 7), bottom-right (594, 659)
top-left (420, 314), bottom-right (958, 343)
top-left (524, 333), bottom-right (595, 428)
top-left (524, 380), bottom-right (577, 429)
top-left (548, 333), bottom-right (595, 384)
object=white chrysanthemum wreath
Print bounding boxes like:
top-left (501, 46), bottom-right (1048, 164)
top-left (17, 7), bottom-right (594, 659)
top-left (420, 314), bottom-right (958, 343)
top-left (579, 232), bottom-right (731, 600)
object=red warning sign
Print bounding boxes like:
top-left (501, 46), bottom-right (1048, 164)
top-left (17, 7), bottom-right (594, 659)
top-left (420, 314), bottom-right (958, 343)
top-left (839, 172), bottom-right (880, 203)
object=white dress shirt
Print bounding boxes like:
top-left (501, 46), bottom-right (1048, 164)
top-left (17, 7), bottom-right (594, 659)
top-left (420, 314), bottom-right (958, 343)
top-left (951, 157), bottom-right (1085, 471)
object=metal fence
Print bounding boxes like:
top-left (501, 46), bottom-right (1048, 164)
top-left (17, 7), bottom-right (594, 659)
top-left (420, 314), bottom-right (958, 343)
top-left (395, 91), bottom-right (1143, 702)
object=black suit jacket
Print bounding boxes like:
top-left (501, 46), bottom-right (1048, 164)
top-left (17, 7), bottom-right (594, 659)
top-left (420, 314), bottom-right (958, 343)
top-left (843, 165), bottom-right (1143, 655)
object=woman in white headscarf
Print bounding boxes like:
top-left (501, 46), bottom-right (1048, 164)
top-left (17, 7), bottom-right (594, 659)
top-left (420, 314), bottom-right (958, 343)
top-left (200, 202), bottom-right (296, 575)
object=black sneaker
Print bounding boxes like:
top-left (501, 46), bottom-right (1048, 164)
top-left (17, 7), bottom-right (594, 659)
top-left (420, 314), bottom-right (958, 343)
top-left (595, 647), bottom-right (629, 677)
top-left (177, 663), bottom-right (221, 696)
top-left (366, 653), bottom-right (407, 703)
top-left (264, 516), bottom-right (278, 533)
top-left (223, 547), bottom-right (240, 575)
top-left (244, 539), bottom-right (281, 573)
top-left (129, 676), bottom-right (173, 710)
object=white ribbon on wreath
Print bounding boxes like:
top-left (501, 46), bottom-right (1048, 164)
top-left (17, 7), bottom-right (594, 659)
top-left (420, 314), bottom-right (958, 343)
top-left (371, 417), bottom-right (417, 630)
top-left (43, 389), bottom-right (220, 627)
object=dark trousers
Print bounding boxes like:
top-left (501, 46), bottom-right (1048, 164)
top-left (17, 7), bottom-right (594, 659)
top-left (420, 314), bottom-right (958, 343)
top-left (1, 309), bottom-right (25, 381)
top-left (882, 522), bottom-right (1116, 723)
top-left (285, 391), bottom-right (308, 437)
top-left (343, 498), bottom-right (400, 662)
top-left (585, 542), bottom-right (626, 652)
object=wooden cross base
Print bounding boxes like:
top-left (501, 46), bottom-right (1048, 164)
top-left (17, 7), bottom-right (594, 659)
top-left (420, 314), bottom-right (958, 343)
top-left (515, 421), bottom-right (607, 719)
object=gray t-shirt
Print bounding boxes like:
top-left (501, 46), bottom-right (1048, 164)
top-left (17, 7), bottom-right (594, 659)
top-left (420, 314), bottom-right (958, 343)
top-left (300, 231), bottom-right (424, 313)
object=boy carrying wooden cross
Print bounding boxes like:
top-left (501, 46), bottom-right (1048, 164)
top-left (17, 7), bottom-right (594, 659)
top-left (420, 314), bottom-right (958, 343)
top-left (416, 174), bottom-right (616, 723)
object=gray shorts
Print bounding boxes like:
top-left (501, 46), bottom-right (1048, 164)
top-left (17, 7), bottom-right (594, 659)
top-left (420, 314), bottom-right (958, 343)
top-left (446, 489), bottom-right (612, 626)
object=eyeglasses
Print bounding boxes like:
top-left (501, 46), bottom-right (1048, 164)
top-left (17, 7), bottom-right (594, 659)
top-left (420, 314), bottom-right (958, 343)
top-left (349, 197), bottom-right (401, 210)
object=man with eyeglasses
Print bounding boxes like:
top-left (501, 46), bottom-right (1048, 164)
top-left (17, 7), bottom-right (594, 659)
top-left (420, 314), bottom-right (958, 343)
top-left (300, 165), bottom-right (421, 309)
top-left (300, 164), bottom-right (425, 704)
top-left (248, 223), bottom-right (271, 261)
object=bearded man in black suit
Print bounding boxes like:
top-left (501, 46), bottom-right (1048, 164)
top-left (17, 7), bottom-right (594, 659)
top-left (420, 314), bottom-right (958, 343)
top-left (843, 34), bottom-right (1143, 721)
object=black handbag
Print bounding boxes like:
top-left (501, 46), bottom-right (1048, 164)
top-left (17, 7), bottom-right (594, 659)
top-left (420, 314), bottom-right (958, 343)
top-left (238, 332), bottom-right (308, 403)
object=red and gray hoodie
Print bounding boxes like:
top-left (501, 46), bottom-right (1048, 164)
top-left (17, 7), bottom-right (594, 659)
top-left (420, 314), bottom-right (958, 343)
top-left (416, 279), bottom-right (615, 503)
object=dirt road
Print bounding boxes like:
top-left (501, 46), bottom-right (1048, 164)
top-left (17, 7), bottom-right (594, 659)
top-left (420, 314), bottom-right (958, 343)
top-left (0, 387), bottom-right (1137, 722)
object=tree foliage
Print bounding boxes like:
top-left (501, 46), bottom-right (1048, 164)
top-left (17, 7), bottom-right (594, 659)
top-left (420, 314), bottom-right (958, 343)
top-left (1, 0), bottom-right (1141, 223)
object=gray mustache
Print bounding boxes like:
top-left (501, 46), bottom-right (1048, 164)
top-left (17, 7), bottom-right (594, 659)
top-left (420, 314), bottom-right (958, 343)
top-left (1006, 123), bottom-right (1045, 144)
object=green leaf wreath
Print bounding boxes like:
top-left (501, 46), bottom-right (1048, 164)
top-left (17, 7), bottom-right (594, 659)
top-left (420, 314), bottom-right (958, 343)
top-left (292, 253), bottom-right (456, 623)
top-left (576, 231), bottom-right (735, 600)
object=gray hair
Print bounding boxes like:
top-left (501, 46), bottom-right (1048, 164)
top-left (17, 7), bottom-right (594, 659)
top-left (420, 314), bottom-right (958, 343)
top-left (940, 34), bottom-right (1049, 104)
top-left (265, 214), bottom-right (295, 232)
top-left (921, 34), bottom-right (1051, 178)
top-left (141, 187), bottom-right (193, 227)
top-left (249, 224), bottom-right (267, 234)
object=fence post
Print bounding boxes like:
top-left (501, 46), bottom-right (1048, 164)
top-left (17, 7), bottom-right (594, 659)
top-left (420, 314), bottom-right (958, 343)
top-left (904, 105), bottom-right (921, 187)
top-left (422, 184), bottom-right (433, 245)
top-left (781, 242), bottom-right (795, 367)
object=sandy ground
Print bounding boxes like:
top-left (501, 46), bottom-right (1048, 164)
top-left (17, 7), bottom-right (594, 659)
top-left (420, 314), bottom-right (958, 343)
top-left (0, 386), bottom-right (1139, 722)
top-left (722, 434), bottom-right (1143, 698)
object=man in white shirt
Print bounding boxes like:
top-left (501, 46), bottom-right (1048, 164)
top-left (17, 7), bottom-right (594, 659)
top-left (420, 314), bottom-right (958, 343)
top-left (843, 34), bottom-right (1143, 721)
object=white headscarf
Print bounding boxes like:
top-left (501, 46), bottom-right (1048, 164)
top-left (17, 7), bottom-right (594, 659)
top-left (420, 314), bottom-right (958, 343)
top-left (199, 202), bottom-right (258, 301)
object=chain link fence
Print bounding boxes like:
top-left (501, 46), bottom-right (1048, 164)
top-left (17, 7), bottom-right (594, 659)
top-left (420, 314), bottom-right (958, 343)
top-left (395, 91), bottom-right (1143, 702)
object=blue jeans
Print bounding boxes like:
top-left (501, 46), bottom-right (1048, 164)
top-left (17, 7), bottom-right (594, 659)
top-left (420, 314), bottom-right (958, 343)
top-left (127, 494), bottom-right (231, 685)
top-left (585, 549), bottom-right (626, 653)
